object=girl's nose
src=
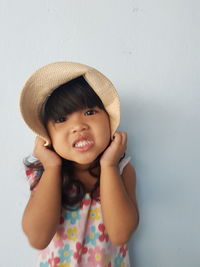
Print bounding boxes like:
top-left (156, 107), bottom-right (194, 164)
top-left (71, 122), bottom-right (89, 133)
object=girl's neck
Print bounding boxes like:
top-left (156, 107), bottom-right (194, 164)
top-left (72, 157), bottom-right (100, 172)
top-left (73, 163), bottom-right (100, 176)
top-left (73, 165), bottom-right (100, 192)
top-left (73, 162), bottom-right (91, 171)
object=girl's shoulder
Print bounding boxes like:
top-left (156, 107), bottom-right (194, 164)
top-left (23, 154), bottom-right (43, 190)
top-left (118, 156), bottom-right (131, 175)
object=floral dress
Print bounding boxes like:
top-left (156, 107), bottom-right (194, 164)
top-left (25, 156), bottom-right (131, 267)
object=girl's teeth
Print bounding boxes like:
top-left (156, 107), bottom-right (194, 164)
top-left (75, 140), bottom-right (93, 148)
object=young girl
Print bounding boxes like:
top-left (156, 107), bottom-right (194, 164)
top-left (20, 62), bottom-right (139, 267)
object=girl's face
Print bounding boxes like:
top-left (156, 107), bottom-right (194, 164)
top-left (47, 107), bottom-right (111, 168)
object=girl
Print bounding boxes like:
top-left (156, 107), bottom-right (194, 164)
top-left (20, 62), bottom-right (139, 267)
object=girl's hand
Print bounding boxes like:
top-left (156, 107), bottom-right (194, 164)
top-left (33, 136), bottom-right (62, 169)
top-left (100, 132), bottom-right (127, 168)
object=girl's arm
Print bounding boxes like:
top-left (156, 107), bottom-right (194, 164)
top-left (22, 137), bottom-right (62, 250)
top-left (100, 132), bottom-right (139, 246)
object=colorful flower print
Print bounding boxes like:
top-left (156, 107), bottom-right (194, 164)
top-left (114, 254), bottom-right (125, 267)
top-left (54, 227), bottom-right (68, 248)
top-left (58, 244), bottom-right (73, 263)
top-left (57, 263), bottom-right (70, 267)
top-left (27, 156), bottom-right (132, 267)
top-left (80, 194), bottom-right (91, 208)
top-left (120, 245), bottom-right (128, 258)
top-left (38, 246), bottom-right (50, 260)
top-left (103, 253), bottom-right (113, 267)
top-left (87, 246), bottom-right (106, 266)
top-left (89, 207), bottom-right (100, 221)
top-left (91, 187), bottom-right (100, 202)
top-left (48, 252), bottom-right (60, 267)
top-left (64, 210), bottom-right (80, 224)
top-left (98, 223), bottom-right (109, 242)
top-left (73, 241), bottom-right (88, 264)
top-left (40, 262), bottom-right (48, 267)
top-left (85, 225), bottom-right (100, 246)
top-left (67, 227), bottom-right (77, 241)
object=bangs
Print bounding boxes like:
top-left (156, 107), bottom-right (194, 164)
top-left (42, 76), bottom-right (105, 124)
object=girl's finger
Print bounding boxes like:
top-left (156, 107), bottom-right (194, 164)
top-left (35, 136), bottom-right (45, 146)
top-left (121, 132), bottom-right (127, 149)
top-left (114, 132), bottom-right (123, 145)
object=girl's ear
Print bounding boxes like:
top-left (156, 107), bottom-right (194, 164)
top-left (111, 132), bottom-right (115, 141)
top-left (43, 137), bottom-right (51, 147)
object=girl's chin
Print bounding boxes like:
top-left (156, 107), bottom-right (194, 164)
top-left (65, 155), bottom-right (101, 170)
top-left (73, 161), bottom-right (92, 171)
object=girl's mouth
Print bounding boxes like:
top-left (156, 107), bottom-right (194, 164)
top-left (73, 138), bottom-right (94, 152)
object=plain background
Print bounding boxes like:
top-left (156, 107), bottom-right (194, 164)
top-left (0, 0), bottom-right (199, 266)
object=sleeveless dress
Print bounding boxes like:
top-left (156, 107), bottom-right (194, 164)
top-left (25, 156), bottom-right (131, 267)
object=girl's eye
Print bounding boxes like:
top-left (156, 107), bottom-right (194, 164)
top-left (84, 109), bottom-right (97, 116)
top-left (55, 117), bottom-right (66, 123)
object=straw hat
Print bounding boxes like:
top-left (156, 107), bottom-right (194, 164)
top-left (19, 62), bottom-right (120, 146)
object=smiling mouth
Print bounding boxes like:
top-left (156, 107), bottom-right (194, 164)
top-left (74, 140), bottom-right (94, 148)
top-left (73, 139), bottom-right (94, 152)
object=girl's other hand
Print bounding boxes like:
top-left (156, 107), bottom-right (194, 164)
top-left (33, 136), bottom-right (62, 169)
top-left (100, 132), bottom-right (127, 168)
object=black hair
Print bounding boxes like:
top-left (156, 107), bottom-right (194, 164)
top-left (25, 76), bottom-right (108, 210)
top-left (42, 76), bottom-right (105, 125)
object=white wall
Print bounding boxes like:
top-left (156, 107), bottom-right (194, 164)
top-left (0, 0), bottom-right (199, 266)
